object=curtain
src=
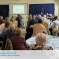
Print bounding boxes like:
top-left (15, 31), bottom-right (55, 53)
top-left (0, 5), bottom-right (9, 19)
top-left (29, 4), bottom-right (54, 16)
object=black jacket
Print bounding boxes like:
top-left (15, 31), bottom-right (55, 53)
top-left (28, 19), bottom-right (38, 28)
top-left (25, 19), bottom-right (38, 39)
top-left (16, 17), bottom-right (23, 27)
top-left (6, 30), bottom-right (16, 39)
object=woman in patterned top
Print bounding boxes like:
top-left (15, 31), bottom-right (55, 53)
top-left (30, 33), bottom-right (53, 50)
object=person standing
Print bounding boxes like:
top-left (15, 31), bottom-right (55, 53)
top-left (25, 15), bottom-right (38, 40)
top-left (16, 14), bottom-right (23, 27)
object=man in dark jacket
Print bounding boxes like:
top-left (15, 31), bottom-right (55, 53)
top-left (16, 14), bottom-right (23, 27)
top-left (25, 15), bottom-right (38, 40)
top-left (6, 24), bottom-right (16, 39)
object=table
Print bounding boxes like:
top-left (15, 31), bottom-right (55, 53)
top-left (26, 35), bottom-right (59, 50)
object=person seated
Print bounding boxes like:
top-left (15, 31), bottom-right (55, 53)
top-left (0, 16), bottom-right (3, 20)
top-left (25, 15), bottom-right (38, 40)
top-left (0, 19), bottom-right (5, 32)
top-left (47, 15), bottom-right (51, 19)
top-left (11, 28), bottom-right (29, 50)
top-left (41, 12), bottom-right (44, 17)
top-left (49, 16), bottom-right (59, 35)
top-left (0, 21), bottom-right (10, 38)
top-left (35, 14), bottom-right (38, 17)
top-left (30, 18), bottom-right (47, 36)
top-left (5, 17), bottom-right (10, 21)
top-left (46, 13), bottom-right (49, 18)
top-left (0, 21), bottom-right (10, 49)
top-left (42, 15), bottom-right (48, 24)
top-left (16, 14), bottom-right (23, 27)
top-left (6, 24), bottom-right (16, 39)
top-left (30, 33), bottom-right (53, 50)
top-left (49, 14), bottom-right (54, 22)
top-left (36, 14), bottom-right (42, 20)
top-left (10, 16), bottom-right (15, 22)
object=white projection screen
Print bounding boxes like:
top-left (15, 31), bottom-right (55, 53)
top-left (9, 3), bottom-right (28, 15)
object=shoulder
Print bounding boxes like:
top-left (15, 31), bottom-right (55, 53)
top-left (20, 36), bottom-right (25, 40)
top-left (40, 24), bottom-right (44, 27)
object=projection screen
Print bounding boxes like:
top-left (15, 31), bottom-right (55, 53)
top-left (9, 3), bottom-right (28, 15)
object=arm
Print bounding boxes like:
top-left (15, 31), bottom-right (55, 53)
top-left (30, 25), bottom-right (33, 28)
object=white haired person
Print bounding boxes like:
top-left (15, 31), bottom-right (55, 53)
top-left (30, 33), bottom-right (53, 50)
top-left (42, 15), bottom-right (48, 24)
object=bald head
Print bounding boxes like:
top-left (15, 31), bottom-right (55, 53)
top-left (10, 24), bottom-right (15, 31)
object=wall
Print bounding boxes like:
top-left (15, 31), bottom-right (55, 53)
top-left (0, 0), bottom-right (58, 20)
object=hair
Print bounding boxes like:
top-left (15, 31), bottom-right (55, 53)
top-left (54, 16), bottom-right (58, 20)
top-left (35, 33), bottom-right (47, 45)
top-left (18, 14), bottom-right (21, 17)
top-left (28, 16), bottom-right (32, 21)
top-left (10, 16), bottom-right (15, 22)
top-left (15, 28), bottom-right (21, 35)
top-left (5, 21), bottom-right (10, 28)
top-left (5, 17), bottom-right (10, 21)
top-left (0, 16), bottom-right (3, 19)
top-left (0, 19), bottom-right (5, 25)
top-left (10, 24), bottom-right (15, 30)
top-left (48, 15), bottom-right (50, 17)
top-left (38, 18), bottom-right (42, 23)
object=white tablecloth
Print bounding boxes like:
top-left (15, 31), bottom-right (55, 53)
top-left (26, 35), bottom-right (59, 50)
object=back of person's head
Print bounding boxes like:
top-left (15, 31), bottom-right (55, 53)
top-left (35, 33), bottom-right (47, 45)
top-left (5, 21), bottom-right (10, 29)
top-left (10, 16), bottom-right (15, 21)
top-left (44, 15), bottom-right (46, 18)
top-left (28, 16), bottom-right (32, 21)
top-left (5, 17), bottom-right (10, 21)
top-left (0, 16), bottom-right (3, 19)
top-left (10, 24), bottom-right (15, 31)
top-left (38, 18), bottom-right (42, 23)
top-left (33, 15), bottom-right (36, 19)
top-left (46, 13), bottom-right (48, 15)
top-left (15, 28), bottom-right (21, 35)
top-left (41, 12), bottom-right (43, 15)
top-left (54, 16), bottom-right (58, 20)
top-left (18, 14), bottom-right (21, 17)
top-left (49, 14), bottom-right (52, 17)
top-left (0, 19), bottom-right (5, 25)
top-left (47, 15), bottom-right (50, 17)
top-left (38, 14), bottom-right (42, 18)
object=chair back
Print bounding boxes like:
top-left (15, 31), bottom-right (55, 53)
top-left (42, 23), bottom-right (48, 31)
top-left (13, 21), bottom-right (18, 27)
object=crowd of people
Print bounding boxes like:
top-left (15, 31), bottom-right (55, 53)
top-left (0, 12), bottom-right (58, 50)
